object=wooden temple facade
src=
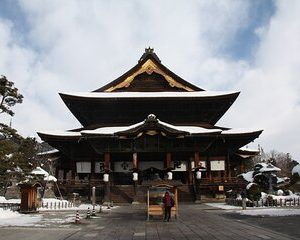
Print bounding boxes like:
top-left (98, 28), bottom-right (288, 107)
top-left (38, 48), bottom-right (262, 203)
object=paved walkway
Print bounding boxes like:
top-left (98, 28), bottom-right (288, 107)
top-left (0, 204), bottom-right (298, 240)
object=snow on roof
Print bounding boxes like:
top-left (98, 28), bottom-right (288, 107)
top-left (255, 162), bottom-right (281, 172)
top-left (276, 176), bottom-right (289, 184)
top-left (292, 164), bottom-right (300, 175)
top-left (81, 119), bottom-right (222, 135)
top-left (246, 182), bottom-right (257, 190)
top-left (81, 121), bottom-right (145, 135)
top-left (221, 128), bottom-right (263, 135)
top-left (44, 175), bottom-right (57, 182)
top-left (239, 171), bottom-right (254, 182)
top-left (37, 149), bottom-right (59, 156)
top-left (31, 167), bottom-right (49, 176)
top-left (157, 120), bottom-right (222, 134)
top-left (239, 146), bottom-right (260, 152)
top-left (60, 91), bottom-right (238, 99)
top-left (38, 130), bottom-right (81, 137)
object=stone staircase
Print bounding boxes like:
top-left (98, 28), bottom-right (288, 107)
top-left (110, 185), bottom-right (134, 203)
top-left (177, 185), bottom-right (195, 202)
top-left (110, 184), bottom-right (195, 204)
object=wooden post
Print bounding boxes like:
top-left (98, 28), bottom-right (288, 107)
top-left (194, 152), bottom-right (199, 168)
top-left (165, 152), bottom-right (171, 169)
top-left (175, 187), bottom-right (178, 218)
top-left (147, 188), bottom-right (150, 221)
top-left (104, 153), bottom-right (111, 171)
top-left (240, 161), bottom-right (245, 173)
top-left (132, 152), bottom-right (138, 169)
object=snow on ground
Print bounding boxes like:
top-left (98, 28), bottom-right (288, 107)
top-left (237, 208), bottom-right (300, 216)
top-left (205, 202), bottom-right (241, 210)
top-left (0, 208), bottom-right (42, 227)
top-left (205, 202), bottom-right (300, 216)
top-left (0, 201), bottom-right (117, 227)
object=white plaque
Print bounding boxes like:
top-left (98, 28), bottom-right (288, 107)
top-left (210, 160), bottom-right (225, 171)
top-left (76, 162), bottom-right (91, 173)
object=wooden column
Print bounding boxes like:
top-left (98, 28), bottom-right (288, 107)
top-left (240, 161), bottom-right (245, 173)
top-left (194, 152), bottom-right (200, 168)
top-left (165, 152), bottom-right (172, 169)
top-left (227, 156), bottom-right (232, 179)
top-left (208, 158), bottom-right (212, 181)
top-left (188, 158), bottom-right (193, 184)
top-left (132, 152), bottom-right (138, 169)
top-left (104, 152), bottom-right (111, 171)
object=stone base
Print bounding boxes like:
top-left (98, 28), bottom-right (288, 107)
top-left (194, 200), bottom-right (202, 204)
top-left (132, 201), bottom-right (140, 204)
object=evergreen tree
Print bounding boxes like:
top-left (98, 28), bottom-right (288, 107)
top-left (0, 75), bottom-right (23, 116)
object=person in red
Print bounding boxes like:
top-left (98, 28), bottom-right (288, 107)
top-left (162, 191), bottom-right (174, 221)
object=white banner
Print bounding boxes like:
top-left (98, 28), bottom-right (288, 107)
top-left (191, 161), bottom-right (206, 169)
top-left (95, 162), bottom-right (104, 173)
top-left (76, 162), bottom-right (91, 173)
top-left (114, 161), bottom-right (133, 172)
top-left (171, 161), bottom-right (187, 171)
top-left (210, 160), bottom-right (225, 171)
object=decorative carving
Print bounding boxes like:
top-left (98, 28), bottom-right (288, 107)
top-left (105, 59), bottom-right (194, 92)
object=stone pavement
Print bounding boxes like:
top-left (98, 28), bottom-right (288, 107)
top-left (0, 204), bottom-right (299, 240)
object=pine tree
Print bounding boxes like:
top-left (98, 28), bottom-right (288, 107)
top-left (0, 75), bottom-right (23, 116)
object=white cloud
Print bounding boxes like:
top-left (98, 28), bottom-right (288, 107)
top-left (0, 1), bottom-right (300, 161)
top-left (220, 0), bottom-right (300, 160)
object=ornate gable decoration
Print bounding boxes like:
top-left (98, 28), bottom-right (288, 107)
top-left (105, 58), bottom-right (194, 92)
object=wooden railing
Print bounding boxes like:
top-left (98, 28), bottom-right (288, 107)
top-left (57, 179), bottom-right (104, 185)
top-left (226, 197), bottom-right (300, 208)
top-left (57, 177), bottom-right (242, 186)
top-left (0, 203), bottom-right (20, 211)
top-left (198, 177), bottom-right (240, 184)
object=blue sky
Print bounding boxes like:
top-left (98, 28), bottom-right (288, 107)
top-left (0, 0), bottom-right (300, 161)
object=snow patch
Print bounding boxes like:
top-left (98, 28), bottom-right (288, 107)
top-left (292, 164), bottom-right (300, 175)
top-left (0, 208), bottom-right (42, 226)
top-left (239, 171), bottom-right (254, 182)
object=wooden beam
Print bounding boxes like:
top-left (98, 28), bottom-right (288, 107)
top-left (104, 152), bottom-right (111, 170)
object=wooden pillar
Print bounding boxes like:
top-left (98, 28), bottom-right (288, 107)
top-left (240, 161), bottom-right (245, 173)
top-left (132, 152), bottom-right (138, 169)
top-left (207, 158), bottom-right (212, 181)
top-left (104, 152), bottom-right (111, 171)
top-left (188, 158), bottom-right (193, 184)
top-left (227, 156), bottom-right (232, 179)
top-left (194, 152), bottom-right (200, 168)
top-left (165, 152), bottom-right (171, 169)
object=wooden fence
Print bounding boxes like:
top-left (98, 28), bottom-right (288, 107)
top-left (226, 197), bottom-right (300, 208)
top-left (0, 203), bottom-right (20, 211)
top-left (40, 201), bottom-right (74, 209)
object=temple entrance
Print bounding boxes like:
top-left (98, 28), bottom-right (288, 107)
top-left (140, 167), bottom-right (165, 182)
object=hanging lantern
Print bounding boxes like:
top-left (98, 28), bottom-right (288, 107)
top-left (103, 173), bottom-right (109, 182)
top-left (167, 171), bottom-right (173, 180)
top-left (196, 170), bottom-right (202, 180)
top-left (133, 172), bottom-right (138, 181)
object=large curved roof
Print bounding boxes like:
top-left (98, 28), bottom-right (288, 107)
top-left (60, 91), bottom-right (239, 127)
top-left (59, 49), bottom-right (240, 127)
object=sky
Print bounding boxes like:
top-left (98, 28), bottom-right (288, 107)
top-left (0, 0), bottom-right (300, 161)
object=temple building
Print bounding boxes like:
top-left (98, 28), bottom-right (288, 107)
top-left (37, 48), bottom-right (262, 203)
